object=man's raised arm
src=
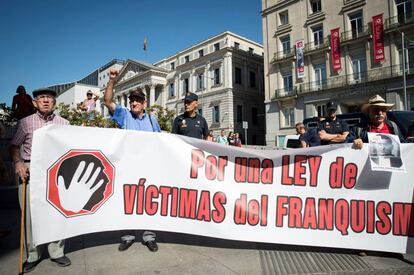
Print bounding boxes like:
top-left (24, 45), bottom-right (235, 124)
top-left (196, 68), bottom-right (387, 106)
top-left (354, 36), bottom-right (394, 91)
top-left (103, 68), bottom-right (119, 114)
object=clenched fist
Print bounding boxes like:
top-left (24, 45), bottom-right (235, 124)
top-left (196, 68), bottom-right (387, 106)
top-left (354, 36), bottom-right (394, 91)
top-left (109, 68), bottom-right (119, 81)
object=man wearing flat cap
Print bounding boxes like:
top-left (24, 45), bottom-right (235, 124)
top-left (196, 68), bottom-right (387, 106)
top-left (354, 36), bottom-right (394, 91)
top-left (318, 101), bottom-right (349, 145)
top-left (103, 68), bottom-right (160, 252)
top-left (172, 92), bottom-right (208, 139)
top-left (10, 88), bottom-right (71, 272)
top-left (353, 94), bottom-right (404, 149)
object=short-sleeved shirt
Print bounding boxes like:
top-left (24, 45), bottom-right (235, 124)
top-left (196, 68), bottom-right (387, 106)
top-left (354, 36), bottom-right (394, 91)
top-left (10, 111), bottom-right (69, 161)
top-left (217, 135), bottom-right (227, 144)
top-left (172, 113), bottom-right (208, 139)
top-left (299, 128), bottom-right (321, 147)
top-left (84, 99), bottom-right (96, 112)
top-left (110, 104), bottom-right (161, 132)
top-left (318, 117), bottom-right (349, 145)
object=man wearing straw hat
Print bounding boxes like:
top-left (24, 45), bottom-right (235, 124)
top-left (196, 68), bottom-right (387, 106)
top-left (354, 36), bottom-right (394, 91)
top-left (10, 88), bottom-right (71, 272)
top-left (353, 94), bottom-right (404, 149)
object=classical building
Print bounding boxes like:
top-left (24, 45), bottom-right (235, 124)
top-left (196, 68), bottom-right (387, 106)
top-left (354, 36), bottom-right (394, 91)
top-left (262, 0), bottom-right (414, 146)
top-left (111, 31), bottom-right (265, 145)
top-left (102, 60), bottom-right (169, 116)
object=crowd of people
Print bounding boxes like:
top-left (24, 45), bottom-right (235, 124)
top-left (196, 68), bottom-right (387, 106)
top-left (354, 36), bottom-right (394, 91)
top-left (6, 67), bottom-right (414, 272)
top-left (206, 129), bottom-right (243, 147)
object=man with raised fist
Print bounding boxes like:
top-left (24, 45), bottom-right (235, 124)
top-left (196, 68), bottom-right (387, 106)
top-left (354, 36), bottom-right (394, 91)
top-left (104, 68), bottom-right (160, 253)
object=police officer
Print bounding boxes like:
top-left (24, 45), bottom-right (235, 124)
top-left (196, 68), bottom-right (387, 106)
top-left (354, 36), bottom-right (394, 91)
top-left (318, 101), bottom-right (349, 145)
top-left (172, 92), bottom-right (208, 139)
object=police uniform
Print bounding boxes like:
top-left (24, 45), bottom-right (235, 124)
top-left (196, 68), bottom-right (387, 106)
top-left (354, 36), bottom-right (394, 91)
top-left (318, 117), bottom-right (349, 145)
top-left (172, 113), bottom-right (208, 139)
top-left (172, 92), bottom-right (209, 139)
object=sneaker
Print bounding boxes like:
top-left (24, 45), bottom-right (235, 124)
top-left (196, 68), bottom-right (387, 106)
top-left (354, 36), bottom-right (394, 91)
top-left (23, 260), bottom-right (40, 273)
top-left (118, 239), bottom-right (134, 251)
top-left (51, 256), bottom-right (71, 267)
top-left (142, 240), bottom-right (158, 252)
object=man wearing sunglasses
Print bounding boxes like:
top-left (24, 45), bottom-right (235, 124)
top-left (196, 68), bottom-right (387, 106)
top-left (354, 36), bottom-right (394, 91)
top-left (104, 68), bottom-right (160, 253)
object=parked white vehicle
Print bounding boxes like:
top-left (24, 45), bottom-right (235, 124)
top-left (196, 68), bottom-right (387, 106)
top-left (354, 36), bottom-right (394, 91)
top-left (283, 134), bottom-right (301, 149)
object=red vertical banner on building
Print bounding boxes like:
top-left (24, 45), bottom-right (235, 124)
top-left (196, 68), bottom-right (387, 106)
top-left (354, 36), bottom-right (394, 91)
top-left (330, 28), bottom-right (341, 72)
top-left (372, 14), bottom-right (385, 63)
top-left (296, 40), bottom-right (305, 78)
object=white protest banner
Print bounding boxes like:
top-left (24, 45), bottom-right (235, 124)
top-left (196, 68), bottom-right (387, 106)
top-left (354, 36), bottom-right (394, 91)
top-left (30, 125), bottom-right (414, 253)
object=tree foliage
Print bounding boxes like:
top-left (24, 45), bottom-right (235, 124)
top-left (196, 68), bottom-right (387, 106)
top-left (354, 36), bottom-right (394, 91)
top-left (56, 103), bottom-right (175, 131)
top-left (56, 103), bottom-right (119, 128)
top-left (148, 104), bottom-right (176, 132)
top-left (0, 103), bottom-right (18, 127)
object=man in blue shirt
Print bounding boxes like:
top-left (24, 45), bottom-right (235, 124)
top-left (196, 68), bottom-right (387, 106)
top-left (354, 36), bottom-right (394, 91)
top-left (104, 68), bottom-right (160, 252)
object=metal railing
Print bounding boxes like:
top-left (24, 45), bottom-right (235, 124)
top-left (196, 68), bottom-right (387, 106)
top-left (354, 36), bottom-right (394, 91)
top-left (299, 64), bottom-right (413, 95)
top-left (272, 47), bottom-right (295, 62)
top-left (304, 38), bottom-right (330, 53)
top-left (341, 24), bottom-right (370, 42)
top-left (273, 86), bottom-right (297, 99)
top-left (384, 11), bottom-right (414, 29)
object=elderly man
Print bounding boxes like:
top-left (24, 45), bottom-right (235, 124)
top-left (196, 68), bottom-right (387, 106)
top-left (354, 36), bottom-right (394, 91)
top-left (10, 88), bottom-right (71, 273)
top-left (296, 122), bottom-right (320, 148)
top-left (104, 68), bottom-right (160, 252)
top-left (353, 94), bottom-right (404, 149)
top-left (172, 92), bottom-right (208, 139)
top-left (318, 101), bottom-right (349, 145)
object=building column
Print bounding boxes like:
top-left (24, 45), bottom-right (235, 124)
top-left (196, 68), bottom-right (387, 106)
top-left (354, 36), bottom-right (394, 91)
top-left (224, 53), bottom-right (233, 89)
top-left (344, 45), bottom-right (350, 83)
top-left (150, 84), bottom-right (156, 107)
top-left (206, 63), bottom-right (211, 91)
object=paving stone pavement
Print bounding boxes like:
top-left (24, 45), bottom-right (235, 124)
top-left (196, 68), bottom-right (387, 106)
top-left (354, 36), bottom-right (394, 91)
top-left (1, 192), bottom-right (414, 275)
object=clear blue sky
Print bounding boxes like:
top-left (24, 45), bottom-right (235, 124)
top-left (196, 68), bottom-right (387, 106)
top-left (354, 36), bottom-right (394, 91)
top-left (0, 0), bottom-right (262, 106)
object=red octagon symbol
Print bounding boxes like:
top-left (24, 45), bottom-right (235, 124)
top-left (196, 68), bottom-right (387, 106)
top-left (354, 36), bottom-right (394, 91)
top-left (47, 150), bottom-right (115, 218)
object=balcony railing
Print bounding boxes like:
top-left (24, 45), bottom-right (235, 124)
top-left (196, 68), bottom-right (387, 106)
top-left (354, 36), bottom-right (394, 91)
top-left (384, 11), bottom-right (414, 29)
top-left (299, 64), bottom-right (412, 95)
top-left (304, 38), bottom-right (330, 53)
top-left (274, 86), bottom-right (297, 99)
top-left (272, 48), bottom-right (295, 63)
top-left (341, 24), bottom-right (370, 42)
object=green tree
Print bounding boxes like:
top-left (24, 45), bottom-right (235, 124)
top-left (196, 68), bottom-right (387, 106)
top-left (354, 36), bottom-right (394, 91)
top-left (0, 103), bottom-right (17, 127)
top-left (148, 104), bottom-right (175, 132)
top-left (56, 103), bottom-right (118, 128)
